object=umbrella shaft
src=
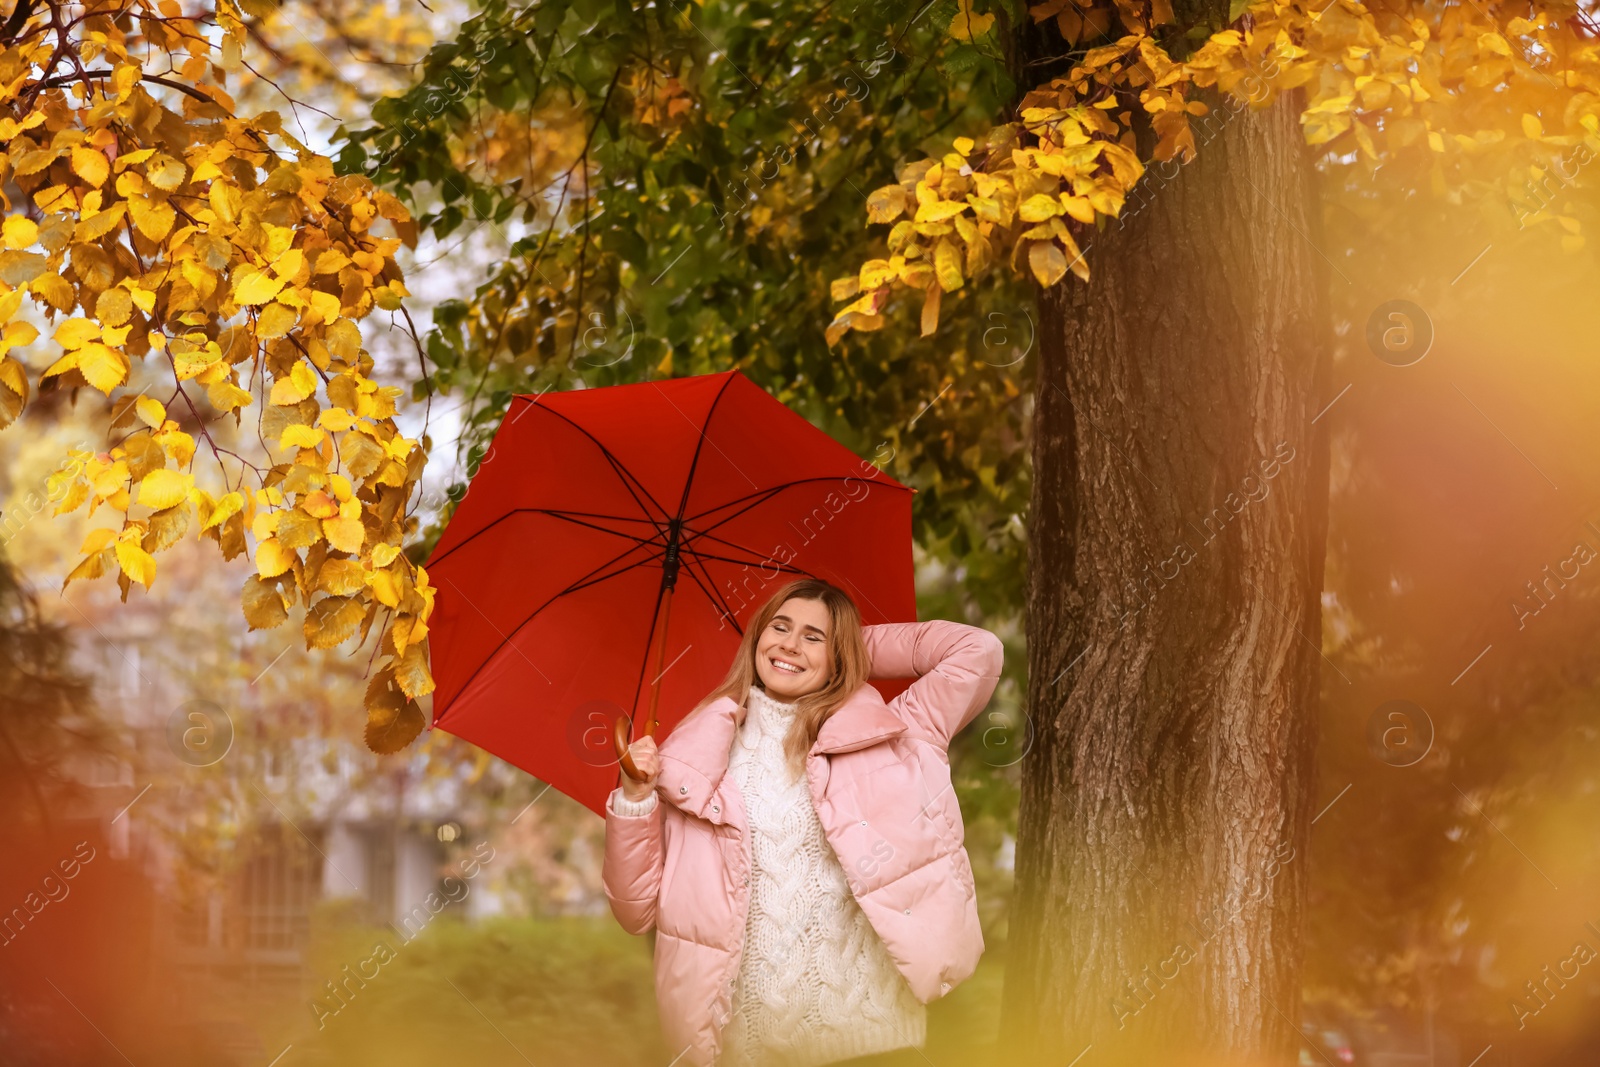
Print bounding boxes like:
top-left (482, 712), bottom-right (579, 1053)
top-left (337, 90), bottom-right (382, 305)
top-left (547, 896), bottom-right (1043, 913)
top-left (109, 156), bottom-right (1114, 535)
top-left (645, 584), bottom-right (675, 735)
top-left (662, 519), bottom-right (682, 592)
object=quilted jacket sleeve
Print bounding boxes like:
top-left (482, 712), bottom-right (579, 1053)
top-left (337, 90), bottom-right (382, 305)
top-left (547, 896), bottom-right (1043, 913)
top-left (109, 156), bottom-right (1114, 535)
top-left (862, 620), bottom-right (1005, 749)
top-left (602, 785), bottom-right (665, 935)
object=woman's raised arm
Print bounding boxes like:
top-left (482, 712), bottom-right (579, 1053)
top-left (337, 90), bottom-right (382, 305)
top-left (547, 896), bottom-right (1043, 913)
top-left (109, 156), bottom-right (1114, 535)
top-left (862, 620), bottom-right (1005, 749)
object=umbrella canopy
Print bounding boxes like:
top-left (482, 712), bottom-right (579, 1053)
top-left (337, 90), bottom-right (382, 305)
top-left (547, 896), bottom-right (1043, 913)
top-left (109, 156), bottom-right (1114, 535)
top-left (424, 369), bottom-right (916, 817)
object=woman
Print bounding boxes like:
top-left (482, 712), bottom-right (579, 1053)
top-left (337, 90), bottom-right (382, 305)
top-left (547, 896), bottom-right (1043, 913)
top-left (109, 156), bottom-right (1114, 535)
top-left (603, 577), bottom-right (1005, 1067)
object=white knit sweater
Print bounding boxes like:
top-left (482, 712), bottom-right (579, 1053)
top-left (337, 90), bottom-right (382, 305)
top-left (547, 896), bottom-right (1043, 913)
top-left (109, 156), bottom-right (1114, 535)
top-left (609, 684), bottom-right (926, 1066)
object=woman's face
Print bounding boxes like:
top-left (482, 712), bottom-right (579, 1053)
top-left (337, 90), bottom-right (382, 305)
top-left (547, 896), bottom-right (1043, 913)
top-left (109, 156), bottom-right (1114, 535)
top-left (754, 596), bottom-right (833, 700)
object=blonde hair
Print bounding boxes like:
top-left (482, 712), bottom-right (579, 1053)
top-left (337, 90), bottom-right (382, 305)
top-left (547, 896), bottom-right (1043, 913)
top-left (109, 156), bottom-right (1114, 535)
top-left (689, 578), bottom-right (870, 778)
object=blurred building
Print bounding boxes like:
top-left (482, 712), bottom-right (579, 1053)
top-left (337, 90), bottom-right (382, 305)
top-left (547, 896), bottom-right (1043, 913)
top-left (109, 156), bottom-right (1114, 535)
top-left (42, 568), bottom-right (591, 1064)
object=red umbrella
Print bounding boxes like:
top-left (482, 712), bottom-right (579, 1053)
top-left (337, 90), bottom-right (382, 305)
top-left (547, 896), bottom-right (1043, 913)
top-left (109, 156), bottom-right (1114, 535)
top-left (423, 369), bottom-right (916, 817)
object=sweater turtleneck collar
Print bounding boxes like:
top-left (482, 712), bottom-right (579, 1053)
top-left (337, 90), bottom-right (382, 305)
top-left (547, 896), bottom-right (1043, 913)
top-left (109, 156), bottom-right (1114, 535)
top-left (739, 684), bottom-right (801, 755)
top-left (747, 683), bottom-right (799, 718)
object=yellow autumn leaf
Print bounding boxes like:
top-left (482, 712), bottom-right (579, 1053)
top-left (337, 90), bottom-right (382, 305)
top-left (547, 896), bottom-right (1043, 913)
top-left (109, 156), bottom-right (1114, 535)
top-left (80, 528), bottom-right (118, 554)
top-left (40, 350), bottom-right (80, 381)
top-left (135, 396), bottom-right (166, 429)
top-left (390, 615), bottom-right (421, 653)
top-left (1478, 31), bottom-right (1512, 56)
top-left (243, 575), bottom-right (290, 630)
top-left (307, 290), bottom-right (342, 324)
top-left (301, 489), bottom-right (340, 519)
top-left (934, 239), bottom-right (965, 291)
top-left (202, 490), bottom-right (244, 530)
top-left (114, 539), bottom-right (157, 588)
top-left (279, 424), bottom-right (326, 449)
top-left (866, 186), bottom-right (906, 224)
top-left (145, 154), bottom-right (188, 192)
top-left (210, 181), bottom-right (241, 225)
top-left (96, 288), bottom-right (132, 327)
top-left (62, 550), bottom-right (106, 590)
top-left (234, 269), bottom-right (287, 306)
top-left (365, 688), bottom-right (424, 753)
top-left (71, 146), bottom-right (110, 187)
top-left (324, 515), bottom-right (365, 553)
top-left (371, 566), bottom-right (403, 608)
top-left (136, 468), bottom-right (193, 509)
top-left (270, 360), bottom-right (317, 404)
top-left (914, 200), bottom-right (969, 223)
top-left (921, 284), bottom-right (941, 337)
top-left (1020, 194), bottom-right (1064, 223)
top-left (319, 406), bottom-right (359, 431)
top-left (128, 196), bottom-right (176, 242)
top-left (947, 0), bottom-right (995, 41)
top-left (1060, 195), bottom-right (1096, 224)
top-left (2, 216), bottom-right (38, 250)
top-left (271, 247), bottom-right (305, 280)
top-left (318, 558), bottom-right (368, 596)
top-left (304, 594), bottom-right (366, 650)
top-left (77, 343), bottom-right (130, 393)
top-left (155, 427), bottom-right (196, 468)
top-left (1029, 241), bottom-right (1068, 286)
top-left (859, 259), bottom-right (896, 289)
top-left (54, 318), bottom-right (102, 348)
top-left (256, 536), bottom-right (295, 578)
top-left (206, 379), bottom-right (254, 412)
top-left (255, 301), bottom-right (299, 339)
top-left (393, 640), bottom-right (434, 699)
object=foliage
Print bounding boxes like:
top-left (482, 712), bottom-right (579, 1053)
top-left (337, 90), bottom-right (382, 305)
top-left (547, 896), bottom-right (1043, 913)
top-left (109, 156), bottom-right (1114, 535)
top-left (0, 0), bottom-right (1035, 762)
top-left (0, 0), bottom-right (442, 755)
top-left (332, 0), bottom-right (1034, 634)
top-left (829, 0), bottom-right (1600, 342)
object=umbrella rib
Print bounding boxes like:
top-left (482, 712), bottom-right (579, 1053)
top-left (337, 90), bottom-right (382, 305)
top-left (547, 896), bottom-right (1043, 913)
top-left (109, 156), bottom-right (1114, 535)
top-left (685, 483), bottom-right (789, 532)
top-left (515, 393), bottom-right (676, 538)
top-left (673, 538), bottom-right (822, 641)
top-left (624, 539), bottom-right (679, 738)
top-left (671, 540), bottom-right (747, 633)
top-left (560, 545), bottom-right (671, 597)
top-left (617, 534), bottom-right (754, 727)
top-left (426, 508), bottom-right (664, 569)
top-left (620, 373), bottom-right (742, 724)
top-left (538, 510), bottom-right (665, 546)
top-left (678, 545), bottom-right (815, 574)
top-left (685, 474), bottom-right (910, 529)
top-left (668, 371), bottom-right (742, 526)
top-left (676, 520), bottom-right (801, 567)
top-left (437, 542), bottom-right (671, 719)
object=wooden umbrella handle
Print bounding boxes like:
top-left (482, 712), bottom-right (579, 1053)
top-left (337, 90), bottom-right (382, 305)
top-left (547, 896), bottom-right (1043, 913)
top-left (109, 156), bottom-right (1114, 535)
top-left (614, 584), bottom-right (676, 782)
top-left (614, 716), bottom-right (648, 781)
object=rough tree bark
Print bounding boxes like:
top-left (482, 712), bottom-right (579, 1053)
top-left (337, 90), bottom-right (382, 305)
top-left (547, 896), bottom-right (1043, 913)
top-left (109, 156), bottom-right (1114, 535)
top-left (999, 10), bottom-right (1334, 1066)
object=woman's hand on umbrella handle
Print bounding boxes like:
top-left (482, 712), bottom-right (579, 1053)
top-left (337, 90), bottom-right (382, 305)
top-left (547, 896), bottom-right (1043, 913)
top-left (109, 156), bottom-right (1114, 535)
top-left (617, 734), bottom-right (660, 800)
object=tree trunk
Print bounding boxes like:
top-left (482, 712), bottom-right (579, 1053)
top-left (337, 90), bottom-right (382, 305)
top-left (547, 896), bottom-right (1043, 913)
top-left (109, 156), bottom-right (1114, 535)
top-left (1000, 16), bottom-right (1333, 1066)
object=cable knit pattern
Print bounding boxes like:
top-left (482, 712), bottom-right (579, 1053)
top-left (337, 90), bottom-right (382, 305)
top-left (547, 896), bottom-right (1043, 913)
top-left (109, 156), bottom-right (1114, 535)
top-left (717, 685), bottom-right (926, 1067)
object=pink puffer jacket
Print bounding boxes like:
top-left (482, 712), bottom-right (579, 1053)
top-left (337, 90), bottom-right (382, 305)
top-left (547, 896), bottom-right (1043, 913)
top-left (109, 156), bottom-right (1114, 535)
top-left (602, 619), bottom-right (1005, 1066)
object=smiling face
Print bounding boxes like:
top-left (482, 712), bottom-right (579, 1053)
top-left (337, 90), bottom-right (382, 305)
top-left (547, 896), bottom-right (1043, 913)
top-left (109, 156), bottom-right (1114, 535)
top-left (754, 596), bottom-right (834, 700)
